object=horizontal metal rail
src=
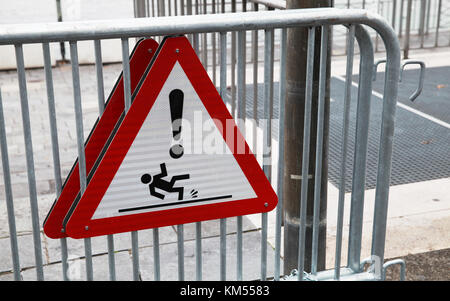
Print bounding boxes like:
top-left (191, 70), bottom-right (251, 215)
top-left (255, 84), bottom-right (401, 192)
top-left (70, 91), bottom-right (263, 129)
top-left (0, 9), bottom-right (399, 47)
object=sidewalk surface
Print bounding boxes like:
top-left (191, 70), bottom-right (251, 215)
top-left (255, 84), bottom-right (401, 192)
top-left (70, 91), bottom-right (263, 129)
top-left (0, 41), bottom-right (449, 280)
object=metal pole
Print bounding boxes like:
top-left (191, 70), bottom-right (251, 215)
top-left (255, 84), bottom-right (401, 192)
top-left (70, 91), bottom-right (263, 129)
top-left (15, 44), bottom-right (45, 281)
top-left (425, 0), bottom-right (431, 35)
top-left (134, 0), bottom-right (148, 17)
top-left (274, 27), bottom-right (287, 281)
top-left (55, 0), bottom-right (66, 61)
top-left (435, 0), bottom-right (442, 47)
top-left (391, 0), bottom-right (397, 30)
top-left (419, 0), bottom-right (426, 48)
top-left (399, 0), bottom-right (404, 37)
top-left (69, 41), bottom-right (93, 281)
top-left (404, 0), bottom-right (412, 59)
top-left (334, 25), bottom-right (355, 279)
top-left (219, 31), bottom-right (227, 281)
top-left (283, 0), bottom-right (331, 276)
top-left (0, 89), bottom-right (21, 280)
top-left (42, 42), bottom-right (69, 281)
top-left (346, 25), bottom-right (374, 274)
top-left (311, 25), bottom-right (329, 275)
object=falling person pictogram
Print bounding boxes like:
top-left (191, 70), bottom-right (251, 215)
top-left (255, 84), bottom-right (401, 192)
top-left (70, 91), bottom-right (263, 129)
top-left (141, 163), bottom-right (190, 200)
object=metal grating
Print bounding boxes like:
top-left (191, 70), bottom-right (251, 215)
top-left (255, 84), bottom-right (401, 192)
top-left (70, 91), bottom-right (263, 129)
top-left (228, 74), bottom-right (450, 192)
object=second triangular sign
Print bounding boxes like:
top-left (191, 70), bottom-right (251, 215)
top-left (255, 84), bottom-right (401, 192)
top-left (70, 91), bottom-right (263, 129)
top-left (64, 36), bottom-right (277, 238)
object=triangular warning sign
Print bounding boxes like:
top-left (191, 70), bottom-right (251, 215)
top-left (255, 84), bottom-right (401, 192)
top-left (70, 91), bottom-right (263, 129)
top-left (64, 36), bottom-right (277, 239)
top-left (43, 38), bottom-right (159, 239)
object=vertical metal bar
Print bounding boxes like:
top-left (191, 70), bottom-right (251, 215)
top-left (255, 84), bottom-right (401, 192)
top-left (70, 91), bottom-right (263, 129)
top-left (311, 25), bottom-right (329, 276)
top-left (334, 25), bottom-right (355, 280)
top-left (59, 238), bottom-right (69, 281)
top-left (419, 0), bottom-right (426, 48)
top-left (399, 0), bottom-right (404, 37)
top-left (55, 0), bottom-right (66, 61)
top-left (153, 228), bottom-right (161, 281)
top-left (261, 211), bottom-right (268, 280)
top-left (94, 40), bottom-right (105, 115)
top-left (435, 0), bottom-right (442, 47)
top-left (391, 0), bottom-right (397, 29)
top-left (180, 0), bottom-right (185, 15)
top-left (231, 0), bottom-right (237, 118)
top-left (261, 28), bottom-right (274, 281)
top-left (252, 4), bottom-right (259, 155)
top-left (219, 218), bottom-right (227, 280)
top-left (297, 27), bottom-right (315, 281)
top-left (191, 31), bottom-right (203, 282)
top-left (274, 27), bottom-right (287, 281)
top-left (235, 14), bottom-right (244, 271)
top-left (83, 237), bottom-right (93, 281)
top-left (404, 0), bottom-right (412, 58)
top-left (347, 24), bottom-right (374, 274)
top-left (238, 28), bottom-right (249, 280)
top-left (201, 0), bottom-right (208, 69)
top-left (219, 31), bottom-right (227, 281)
top-left (236, 215), bottom-right (243, 280)
top-left (375, 0), bottom-right (381, 52)
top-left (43, 42), bottom-right (69, 281)
top-left (211, 0), bottom-right (217, 86)
top-left (121, 37), bottom-right (140, 281)
top-left (193, 33), bottom-right (199, 55)
top-left (425, 0), bottom-right (431, 34)
top-left (371, 21), bottom-right (401, 271)
top-left (131, 231), bottom-right (140, 280)
top-left (195, 222), bottom-right (202, 281)
top-left (158, 0), bottom-right (165, 16)
top-left (0, 89), bottom-right (21, 281)
top-left (237, 30), bottom-right (246, 133)
top-left (106, 235), bottom-right (116, 281)
top-left (177, 224), bottom-right (185, 281)
top-left (187, 0), bottom-right (192, 15)
top-left (15, 44), bottom-right (44, 281)
top-left (344, 0), bottom-right (350, 54)
top-left (263, 29), bottom-right (274, 183)
top-left (43, 42), bottom-right (63, 208)
top-left (121, 38), bottom-right (132, 112)
top-left (69, 41), bottom-right (93, 281)
top-left (235, 15), bottom-right (244, 273)
top-left (94, 40), bottom-right (116, 281)
top-left (220, 32), bottom-right (227, 101)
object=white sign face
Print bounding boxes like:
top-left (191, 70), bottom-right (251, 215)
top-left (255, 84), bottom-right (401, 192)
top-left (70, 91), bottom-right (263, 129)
top-left (92, 62), bottom-right (256, 219)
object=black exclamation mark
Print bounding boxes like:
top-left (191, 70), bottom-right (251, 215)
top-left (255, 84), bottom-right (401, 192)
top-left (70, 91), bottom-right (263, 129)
top-left (169, 89), bottom-right (184, 159)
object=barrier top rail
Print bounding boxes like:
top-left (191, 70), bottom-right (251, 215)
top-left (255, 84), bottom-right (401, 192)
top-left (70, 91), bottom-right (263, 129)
top-left (0, 8), bottom-right (397, 48)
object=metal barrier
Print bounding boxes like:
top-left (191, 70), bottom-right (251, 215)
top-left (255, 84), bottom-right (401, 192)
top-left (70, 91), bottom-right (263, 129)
top-left (0, 8), bottom-right (401, 281)
top-left (247, 0), bottom-right (450, 57)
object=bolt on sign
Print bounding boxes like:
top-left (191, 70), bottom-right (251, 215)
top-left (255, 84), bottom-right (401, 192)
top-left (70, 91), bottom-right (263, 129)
top-left (44, 35), bottom-right (277, 239)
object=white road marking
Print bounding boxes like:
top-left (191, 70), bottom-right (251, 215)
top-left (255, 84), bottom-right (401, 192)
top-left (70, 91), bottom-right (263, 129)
top-left (334, 75), bottom-right (450, 130)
